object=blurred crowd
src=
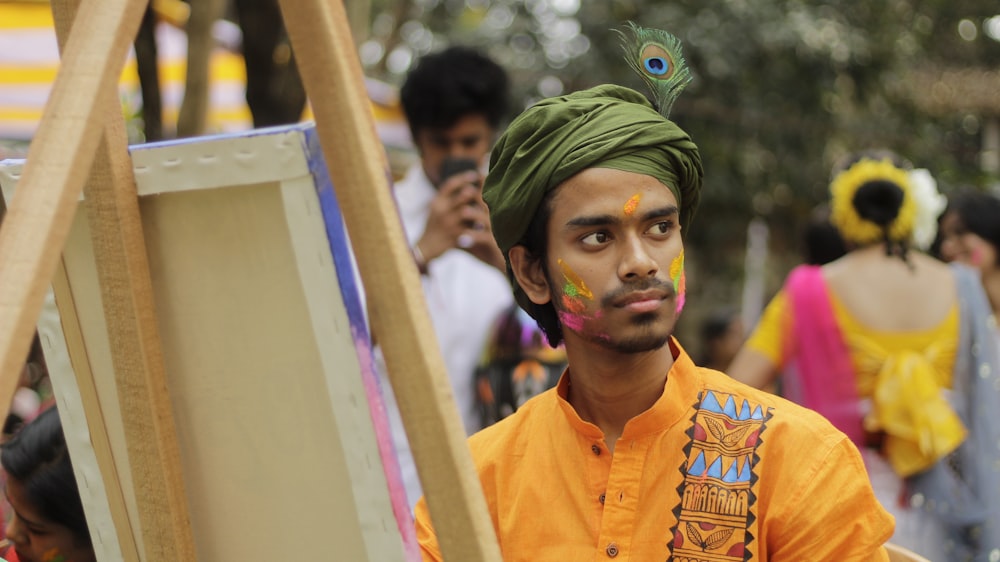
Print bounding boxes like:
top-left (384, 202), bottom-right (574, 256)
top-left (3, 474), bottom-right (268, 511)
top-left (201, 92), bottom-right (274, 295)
top-left (2, 35), bottom-right (999, 562)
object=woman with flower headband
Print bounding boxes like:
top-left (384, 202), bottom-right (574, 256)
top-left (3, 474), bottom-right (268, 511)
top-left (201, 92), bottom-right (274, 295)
top-left (729, 150), bottom-right (1000, 561)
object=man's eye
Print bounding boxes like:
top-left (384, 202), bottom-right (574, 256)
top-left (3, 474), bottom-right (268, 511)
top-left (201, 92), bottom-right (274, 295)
top-left (647, 221), bottom-right (674, 235)
top-left (581, 232), bottom-right (610, 246)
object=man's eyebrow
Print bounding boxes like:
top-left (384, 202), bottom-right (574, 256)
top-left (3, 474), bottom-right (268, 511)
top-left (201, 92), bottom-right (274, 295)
top-left (565, 205), bottom-right (679, 228)
top-left (565, 214), bottom-right (619, 228)
top-left (640, 205), bottom-right (679, 222)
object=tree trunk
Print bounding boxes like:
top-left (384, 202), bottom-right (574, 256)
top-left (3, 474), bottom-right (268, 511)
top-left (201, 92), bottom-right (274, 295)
top-left (134, 5), bottom-right (162, 141)
top-left (345, 0), bottom-right (371, 45)
top-left (234, 0), bottom-right (306, 128)
top-left (177, 0), bottom-right (227, 137)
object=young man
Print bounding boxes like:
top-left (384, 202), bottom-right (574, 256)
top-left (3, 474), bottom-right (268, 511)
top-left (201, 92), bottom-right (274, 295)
top-left (380, 47), bottom-right (514, 508)
top-left (414, 85), bottom-right (894, 559)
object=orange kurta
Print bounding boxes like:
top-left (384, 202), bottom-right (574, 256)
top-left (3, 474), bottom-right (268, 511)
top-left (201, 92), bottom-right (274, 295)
top-left (415, 340), bottom-right (893, 561)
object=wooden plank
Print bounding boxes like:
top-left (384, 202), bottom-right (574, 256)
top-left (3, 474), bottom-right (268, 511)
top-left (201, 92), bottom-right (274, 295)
top-left (0, 0), bottom-right (146, 459)
top-left (277, 1), bottom-right (502, 560)
top-left (46, 1), bottom-right (198, 559)
top-left (45, 263), bottom-right (137, 562)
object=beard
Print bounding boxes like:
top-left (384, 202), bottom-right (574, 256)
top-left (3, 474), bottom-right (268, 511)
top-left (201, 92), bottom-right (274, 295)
top-left (549, 270), bottom-right (678, 354)
top-left (593, 309), bottom-right (673, 354)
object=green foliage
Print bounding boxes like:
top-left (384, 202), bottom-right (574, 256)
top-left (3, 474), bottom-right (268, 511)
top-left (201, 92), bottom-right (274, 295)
top-left (363, 0), bottom-right (1000, 346)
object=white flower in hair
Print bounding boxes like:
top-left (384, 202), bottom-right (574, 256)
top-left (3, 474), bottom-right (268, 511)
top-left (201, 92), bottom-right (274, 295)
top-left (909, 168), bottom-right (946, 251)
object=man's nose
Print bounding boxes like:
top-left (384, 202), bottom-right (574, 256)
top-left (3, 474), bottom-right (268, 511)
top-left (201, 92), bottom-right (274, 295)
top-left (448, 143), bottom-right (478, 161)
top-left (618, 237), bottom-right (659, 281)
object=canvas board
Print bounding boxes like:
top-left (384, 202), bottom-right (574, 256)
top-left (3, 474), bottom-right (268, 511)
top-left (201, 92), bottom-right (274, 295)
top-left (0, 123), bottom-right (414, 561)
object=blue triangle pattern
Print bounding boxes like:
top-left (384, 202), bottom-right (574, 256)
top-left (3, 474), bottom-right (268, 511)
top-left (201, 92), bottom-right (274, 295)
top-left (751, 405), bottom-right (764, 420)
top-left (723, 395), bottom-right (737, 419)
top-left (738, 399), bottom-right (750, 420)
top-left (738, 457), bottom-right (752, 482)
top-left (701, 391), bottom-right (723, 414)
top-left (723, 459), bottom-right (740, 483)
top-left (688, 451), bottom-right (706, 476)
top-left (707, 456), bottom-right (723, 479)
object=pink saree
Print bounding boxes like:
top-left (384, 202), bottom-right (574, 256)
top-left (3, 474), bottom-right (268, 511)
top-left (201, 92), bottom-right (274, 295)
top-left (783, 266), bottom-right (865, 449)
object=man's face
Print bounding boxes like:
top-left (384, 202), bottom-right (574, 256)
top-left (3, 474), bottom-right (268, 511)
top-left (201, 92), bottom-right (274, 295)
top-left (536, 167), bottom-right (685, 354)
top-left (414, 114), bottom-right (495, 186)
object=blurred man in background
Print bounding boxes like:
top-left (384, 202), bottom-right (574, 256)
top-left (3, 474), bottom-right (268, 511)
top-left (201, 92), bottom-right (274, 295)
top-left (380, 46), bottom-right (513, 508)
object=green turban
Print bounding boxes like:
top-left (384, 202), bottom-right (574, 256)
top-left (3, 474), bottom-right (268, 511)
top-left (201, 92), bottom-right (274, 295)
top-left (482, 84), bottom-right (703, 314)
top-left (483, 84), bottom-right (703, 256)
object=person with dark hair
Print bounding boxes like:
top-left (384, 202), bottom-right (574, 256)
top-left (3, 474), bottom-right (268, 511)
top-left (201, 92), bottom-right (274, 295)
top-left (379, 46), bottom-right (514, 508)
top-left (414, 25), bottom-right (892, 561)
top-left (398, 45), bottom-right (510, 273)
top-left (729, 152), bottom-right (1000, 560)
top-left (2, 407), bottom-right (94, 562)
top-left (938, 191), bottom-right (1000, 321)
top-left (698, 307), bottom-right (744, 371)
top-left (802, 204), bottom-right (847, 266)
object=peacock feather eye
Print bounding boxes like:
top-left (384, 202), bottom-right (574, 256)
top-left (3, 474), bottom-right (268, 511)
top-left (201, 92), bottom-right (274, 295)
top-left (641, 44), bottom-right (675, 78)
top-left (616, 22), bottom-right (692, 118)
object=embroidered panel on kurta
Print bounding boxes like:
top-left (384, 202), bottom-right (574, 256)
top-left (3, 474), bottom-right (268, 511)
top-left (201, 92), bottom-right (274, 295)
top-left (669, 390), bottom-right (771, 562)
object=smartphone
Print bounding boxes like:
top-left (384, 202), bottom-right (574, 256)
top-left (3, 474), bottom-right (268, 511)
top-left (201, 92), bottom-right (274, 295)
top-left (437, 157), bottom-right (479, 189)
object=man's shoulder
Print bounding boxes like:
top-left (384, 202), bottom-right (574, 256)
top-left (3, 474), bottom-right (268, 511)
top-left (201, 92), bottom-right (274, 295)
top-left (695, 366), bottom-right (847, 447)
top-left (467, 388), bottom-right (559, 459)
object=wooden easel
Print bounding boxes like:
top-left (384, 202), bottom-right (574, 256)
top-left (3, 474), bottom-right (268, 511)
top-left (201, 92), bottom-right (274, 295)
top-left (0, 1), bottom-right (501, 560)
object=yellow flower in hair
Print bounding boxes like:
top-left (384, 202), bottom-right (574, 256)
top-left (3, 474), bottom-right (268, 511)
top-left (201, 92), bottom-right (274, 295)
top-left (830, 158), bottom-right (916, 246)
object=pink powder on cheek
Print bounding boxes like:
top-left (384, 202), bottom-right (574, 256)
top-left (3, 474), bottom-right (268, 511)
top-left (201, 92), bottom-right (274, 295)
top-left (673, 262), bottom-right (686, 315)
top-left (557, 309), bottom-right (603, 334)
top-left (558, 311), bottom-right (587, 332)
top-left (971, 247), bottom-right (984, 266)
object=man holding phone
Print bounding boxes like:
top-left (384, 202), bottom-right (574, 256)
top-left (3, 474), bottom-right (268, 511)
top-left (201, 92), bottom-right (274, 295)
top-left (383, 46), bottom-right (514, 508)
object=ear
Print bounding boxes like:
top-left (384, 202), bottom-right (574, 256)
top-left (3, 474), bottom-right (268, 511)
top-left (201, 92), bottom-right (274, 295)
top-left (508, 245), bottom-right (551, 305)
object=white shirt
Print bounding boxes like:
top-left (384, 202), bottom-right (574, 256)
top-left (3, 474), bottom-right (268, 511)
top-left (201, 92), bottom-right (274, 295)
top-left (377, 164), bottom-right (513, 508)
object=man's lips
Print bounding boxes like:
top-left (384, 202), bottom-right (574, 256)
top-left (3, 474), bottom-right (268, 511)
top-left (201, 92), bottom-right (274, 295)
top-left (614, 289), bottom-right (670, 312)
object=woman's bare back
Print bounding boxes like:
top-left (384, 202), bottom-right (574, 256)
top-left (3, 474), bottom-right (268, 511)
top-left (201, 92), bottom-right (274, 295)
top-left (822, 246), bottom-right (955, 333)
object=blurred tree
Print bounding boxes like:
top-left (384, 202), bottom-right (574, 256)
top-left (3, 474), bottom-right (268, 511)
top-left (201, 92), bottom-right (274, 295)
top-left (134, 5), bottom-right (163, 141)
top-left (235, 0), bottom-right (307, 127)
top-left (179, 0), bottom-right (228, 136)
top-left (356, 0), bottom-right (1000, 349)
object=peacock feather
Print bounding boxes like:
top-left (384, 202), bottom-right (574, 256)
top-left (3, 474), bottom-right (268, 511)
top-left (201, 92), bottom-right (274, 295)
top-left (615, 22), bottom-right (692, 119)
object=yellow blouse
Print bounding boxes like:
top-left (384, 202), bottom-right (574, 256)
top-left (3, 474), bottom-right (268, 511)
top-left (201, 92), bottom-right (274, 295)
top-left (746, 289), bottom-right (964, 476)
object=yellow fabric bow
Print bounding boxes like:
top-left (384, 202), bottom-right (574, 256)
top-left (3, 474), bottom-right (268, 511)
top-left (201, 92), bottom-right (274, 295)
top-left (858, 343), bottom-right (966, 477)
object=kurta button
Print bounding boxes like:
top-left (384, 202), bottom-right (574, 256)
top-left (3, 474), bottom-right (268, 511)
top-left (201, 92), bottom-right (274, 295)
top-left (599, 493), bottom-right (606, 504)
top-left (591, 444), bottom-right (601, 455)
top-left (606, 543), bottom-right (619, 557)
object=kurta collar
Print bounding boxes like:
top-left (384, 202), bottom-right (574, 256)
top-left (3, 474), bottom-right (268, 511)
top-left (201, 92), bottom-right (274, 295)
top-left (555, 337), bottom-right (701, 441)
